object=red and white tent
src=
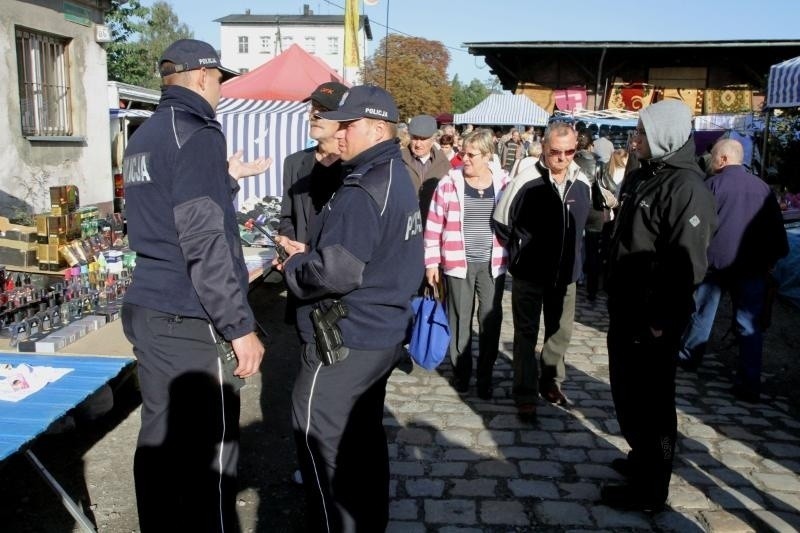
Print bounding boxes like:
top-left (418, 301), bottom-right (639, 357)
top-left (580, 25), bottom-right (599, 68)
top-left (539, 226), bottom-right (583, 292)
top-left (221, 44), bottom-right (348, 101)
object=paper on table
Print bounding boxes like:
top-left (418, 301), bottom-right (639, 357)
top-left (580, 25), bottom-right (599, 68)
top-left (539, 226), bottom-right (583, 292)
top-left (0, 363), bottom-right (74, 402)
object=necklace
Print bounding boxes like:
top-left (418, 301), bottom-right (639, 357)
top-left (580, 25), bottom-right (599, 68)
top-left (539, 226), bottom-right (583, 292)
top-left (465, 173), bottom-right (491, 197)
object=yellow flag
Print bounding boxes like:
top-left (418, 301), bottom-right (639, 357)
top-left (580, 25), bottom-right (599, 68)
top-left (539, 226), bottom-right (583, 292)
top-left (344, 0), bottom-right (359, 68)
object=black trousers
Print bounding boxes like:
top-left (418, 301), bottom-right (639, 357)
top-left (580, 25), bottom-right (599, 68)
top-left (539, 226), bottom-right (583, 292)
top-left (122, 303), bottom-right (240, 532)
top-left (607, 316), bottom-right (680, 504)
top-left (292, 343), bottom-right (404, 533)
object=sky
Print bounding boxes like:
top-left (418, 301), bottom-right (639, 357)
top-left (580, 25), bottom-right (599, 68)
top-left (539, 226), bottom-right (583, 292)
top-left (141, 0), bottom-right (800, 82)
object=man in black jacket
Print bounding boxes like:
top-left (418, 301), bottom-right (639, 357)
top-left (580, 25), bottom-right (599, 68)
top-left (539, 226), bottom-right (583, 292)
top-left (602, 100), bottom-right (717, 512)
top-left (122, 39), bottom-right (265, 531)
top-left (493, 122), bottom-right (591, 420)
top-left (279, 81), bottom-right (349, 243)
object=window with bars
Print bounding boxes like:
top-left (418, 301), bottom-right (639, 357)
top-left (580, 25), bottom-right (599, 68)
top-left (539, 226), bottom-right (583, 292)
top-left (15, 28), bottom-right (72, 137)
top-left (238, 36), bottom-right (249, 53)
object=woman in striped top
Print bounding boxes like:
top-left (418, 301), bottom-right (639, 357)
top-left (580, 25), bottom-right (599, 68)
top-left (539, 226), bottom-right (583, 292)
top-left (424, 129), bottom-right (509, 400)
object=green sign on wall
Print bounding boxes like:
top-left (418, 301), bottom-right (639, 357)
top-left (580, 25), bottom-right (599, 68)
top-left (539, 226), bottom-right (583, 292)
top-left (63, 1), bottom-right (91, 27)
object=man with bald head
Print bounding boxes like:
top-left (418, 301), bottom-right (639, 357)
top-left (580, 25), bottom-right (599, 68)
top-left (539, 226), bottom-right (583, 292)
top-left (679, 138), bottom-right (788, 403)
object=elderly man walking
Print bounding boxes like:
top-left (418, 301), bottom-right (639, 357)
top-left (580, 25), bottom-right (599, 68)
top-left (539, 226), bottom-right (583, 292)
top-left (493, 122), bottom-right (591, 420)
top-left (678, 138), bottom-right (788, 402)
top-left (402, 114), bottom-right (452, 220)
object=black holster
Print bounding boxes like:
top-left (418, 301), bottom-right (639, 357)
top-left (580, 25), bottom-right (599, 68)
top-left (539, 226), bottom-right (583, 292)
top-left (310, 300), bottom-right (349, 365)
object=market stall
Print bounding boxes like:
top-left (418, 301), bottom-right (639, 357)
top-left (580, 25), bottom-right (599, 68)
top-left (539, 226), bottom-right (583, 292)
top-left (454, 93), bottom-right (550, 126)
top-left (217, 98), bottom-right (309, 207)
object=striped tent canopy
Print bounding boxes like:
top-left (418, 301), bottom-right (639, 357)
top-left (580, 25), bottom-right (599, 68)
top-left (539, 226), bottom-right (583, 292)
top-left (767, 55), bottom-right (800, 108)
top-left (454, 93), bottom-right (550, 126)
top-left (217, 97), bottom-right (310, 207)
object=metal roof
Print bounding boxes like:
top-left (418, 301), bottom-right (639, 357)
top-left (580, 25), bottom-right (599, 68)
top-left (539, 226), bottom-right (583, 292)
top-left (464, 39), bottom-right (800, 49)
top-left (215, 14), bottom-right (372, 40)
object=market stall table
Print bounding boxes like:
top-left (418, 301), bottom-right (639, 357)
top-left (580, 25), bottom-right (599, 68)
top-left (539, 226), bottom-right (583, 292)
top-left (0, 353), bottom-right (135, 531)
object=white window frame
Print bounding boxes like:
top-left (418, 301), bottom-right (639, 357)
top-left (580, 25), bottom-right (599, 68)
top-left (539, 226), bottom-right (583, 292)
top-left (15, 28), bottom-right (72, 137)
top-left (260, 35), bottom-right (271, 54)
top-left (238, 36), bottom-right (249, 54)
top-left (305, 36), bottom-right (316, 54)
top-left (328, 36), bottom-right (339, 55)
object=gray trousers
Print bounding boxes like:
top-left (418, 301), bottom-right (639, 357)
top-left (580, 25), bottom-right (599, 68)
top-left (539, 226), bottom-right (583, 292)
top-left (445, 262), bottom-right (505, 389)
top-left (511, 279), bottom-right (576, 405)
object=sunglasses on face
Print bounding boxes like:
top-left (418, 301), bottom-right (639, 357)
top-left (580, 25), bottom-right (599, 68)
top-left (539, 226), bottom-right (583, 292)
top-left (548, 148), bottom-right (576, 157)
top-left (464, 151), bottom-right (484, 159)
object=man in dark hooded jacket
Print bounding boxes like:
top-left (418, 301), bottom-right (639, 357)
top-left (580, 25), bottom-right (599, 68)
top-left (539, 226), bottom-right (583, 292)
top-left (602, 100), bottom-right (717, 511)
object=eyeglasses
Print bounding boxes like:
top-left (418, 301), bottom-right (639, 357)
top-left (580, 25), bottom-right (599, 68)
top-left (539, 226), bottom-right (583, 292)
top-left (547, 148), bottom-right (576, 157)
top-left (464, 152), bottom-right (484, 159)
top-left (309, 103), bottom-right (331, 116)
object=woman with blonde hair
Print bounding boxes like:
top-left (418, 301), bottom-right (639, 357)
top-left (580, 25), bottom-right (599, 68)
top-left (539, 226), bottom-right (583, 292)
top-left (510, 141), bottom-right (543, 178)
top-left (424, 128), bottom-right (509, 399)
top-left (599, 148), bottom-right (629, 209)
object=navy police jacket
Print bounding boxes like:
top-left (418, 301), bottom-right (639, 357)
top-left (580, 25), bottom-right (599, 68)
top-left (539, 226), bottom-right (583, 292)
top-left (283, 139), bottom-right (425, 350)
top-left (122, 85), bottom-right (255, 341)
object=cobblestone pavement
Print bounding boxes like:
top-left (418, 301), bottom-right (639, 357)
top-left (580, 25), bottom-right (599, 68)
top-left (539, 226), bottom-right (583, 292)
top-left (381, 283), bottom-right (800, 532)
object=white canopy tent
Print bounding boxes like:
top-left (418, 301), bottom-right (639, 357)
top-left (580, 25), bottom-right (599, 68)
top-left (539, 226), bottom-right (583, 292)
top-left (454, 94), bottom-right (550, 126)
top-left (217, 98), bottom-right (309, 208)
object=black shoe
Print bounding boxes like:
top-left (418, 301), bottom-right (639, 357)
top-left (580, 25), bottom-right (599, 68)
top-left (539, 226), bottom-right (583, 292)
top-left (677, 357), bottom-right (701, 372)
top-left (477, 385), bottom-right (493, 400)
top-left (516, 403), bottom-right (537, 423)
top-left (451, 377), bottom-right (469, 394)
top-left (541, 384), bottom-right (568, 406)
top-left (731, 383), bottom-right (760, 403)
top-left (610, 458), bottom-right (633, 478)
top-left (600, 484), bottom-right (665, 513)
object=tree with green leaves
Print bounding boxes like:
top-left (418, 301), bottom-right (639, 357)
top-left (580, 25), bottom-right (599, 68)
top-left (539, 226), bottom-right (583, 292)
top-left (362, 35), bottom-right (451, 121)
top-left (106, 0), bottom-right (151, 86)
top-left (451, 75), bottom-right (491, 114)
top-left (105, 1), bottom-right (194, 89)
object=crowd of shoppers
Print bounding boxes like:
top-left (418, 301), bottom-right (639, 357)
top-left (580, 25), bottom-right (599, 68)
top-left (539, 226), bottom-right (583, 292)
top-left (122, 37), bottom-right (789, 530)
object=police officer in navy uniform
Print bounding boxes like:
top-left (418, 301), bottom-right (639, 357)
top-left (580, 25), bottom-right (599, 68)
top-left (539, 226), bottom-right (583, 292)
top-left (121, 39), bottom-right (266, 532)
top-left (275, 86), bottom-right (424, 532)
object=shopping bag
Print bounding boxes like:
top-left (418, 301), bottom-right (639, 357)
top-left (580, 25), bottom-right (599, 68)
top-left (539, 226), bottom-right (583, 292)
top-left (408, 294), bottom-right (450, 371)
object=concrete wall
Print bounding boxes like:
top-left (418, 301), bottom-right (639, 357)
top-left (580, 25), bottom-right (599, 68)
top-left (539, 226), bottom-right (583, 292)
top-left (1, 0), bottom-right (112, 220)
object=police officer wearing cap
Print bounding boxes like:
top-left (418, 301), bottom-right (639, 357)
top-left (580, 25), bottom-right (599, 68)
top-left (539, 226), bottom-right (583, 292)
top-left (121, 39), bottom-right (267, 531)
top-left (275, 85), bottom-right (423, 532)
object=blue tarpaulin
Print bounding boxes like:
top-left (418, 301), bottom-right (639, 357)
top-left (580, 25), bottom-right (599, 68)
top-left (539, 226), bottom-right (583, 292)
top-left (774, 225), bottom-right (800, 309)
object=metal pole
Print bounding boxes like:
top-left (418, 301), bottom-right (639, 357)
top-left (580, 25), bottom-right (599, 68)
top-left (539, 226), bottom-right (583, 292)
top-left (761, 108), bottom-right (771, 180)
top-left (383, 0), bottom-right (389, 87)
top-left (26, 450), bottom-right (97, 532)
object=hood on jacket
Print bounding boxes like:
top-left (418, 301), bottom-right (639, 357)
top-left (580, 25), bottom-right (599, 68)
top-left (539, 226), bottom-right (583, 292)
top-left (640, 100), bottom-right (693, 160)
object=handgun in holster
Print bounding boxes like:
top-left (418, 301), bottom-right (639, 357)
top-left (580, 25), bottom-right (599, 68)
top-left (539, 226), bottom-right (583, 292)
top-left (208, 324), bottom-right (246, 392)
top-left (311, 300), bottom-right (349, 365)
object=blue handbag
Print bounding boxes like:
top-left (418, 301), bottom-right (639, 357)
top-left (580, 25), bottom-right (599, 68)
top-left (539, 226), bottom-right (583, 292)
top-left (408, 294), bottom-right (450, 371)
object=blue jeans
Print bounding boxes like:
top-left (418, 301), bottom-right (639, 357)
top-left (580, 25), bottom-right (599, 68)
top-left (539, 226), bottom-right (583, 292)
top-left (679, 275), bottom-right (766, 393)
